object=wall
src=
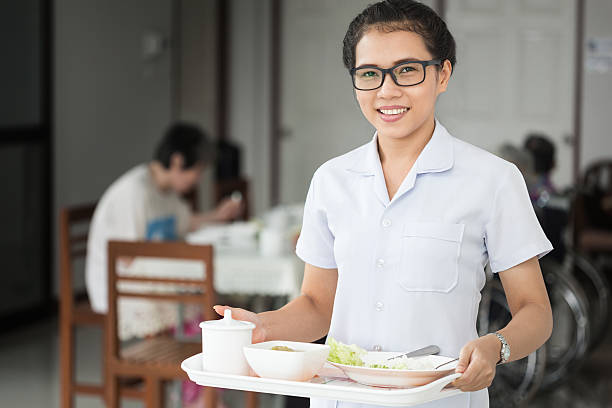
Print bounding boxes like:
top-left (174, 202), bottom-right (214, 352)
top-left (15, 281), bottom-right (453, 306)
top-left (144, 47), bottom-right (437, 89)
top-left (0, 0), bottom-right (46, 314)
top-left (54, 0), bottom-right (173, 294)
top-left (438, 0), bottom-right (576, 189)
top-left (179, 0), bottom-right (272, 216)
top-left (278, 0), bottom-right (373, 205)
top-left (581, 0), bottom-right (612, 171)
top-left (0, 0), bottom-right (41, 127)
top-left (228, 0), bottom-right (273, 215)
top-left (178, 0), bottom-right (217, 211)
top-left (178, 0), bottom-right (216, 131)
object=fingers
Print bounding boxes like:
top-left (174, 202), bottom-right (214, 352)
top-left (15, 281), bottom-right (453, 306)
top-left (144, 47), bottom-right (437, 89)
top-left (215, 199), bottom-right (243, 221)
top-left (213, 305), bottom-right (246, 319)
top-left (455, 342), bottom-right (473, 374)
top-left (212, 305), bottom-right (266, 344)
top-left (452, 341), bottom-right (497, 392)
top-left (212, 305), bottom-right (229, 317)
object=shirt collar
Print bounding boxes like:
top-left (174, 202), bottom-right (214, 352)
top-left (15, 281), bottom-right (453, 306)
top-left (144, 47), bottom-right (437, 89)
top-left (346, 119), bottom-right (455, 176)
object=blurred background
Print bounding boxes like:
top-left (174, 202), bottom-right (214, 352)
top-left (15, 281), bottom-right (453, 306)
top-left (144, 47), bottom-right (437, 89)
top-left (1, 0), bottom-right (612, 407)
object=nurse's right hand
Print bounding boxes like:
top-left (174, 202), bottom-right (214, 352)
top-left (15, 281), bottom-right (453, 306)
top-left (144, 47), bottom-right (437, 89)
top-left (213, 305), bottom-right (267, 343)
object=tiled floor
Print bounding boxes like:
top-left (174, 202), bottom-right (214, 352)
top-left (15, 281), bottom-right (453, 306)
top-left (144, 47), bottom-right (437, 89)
top-left (1, 316), bottom-right (611, 408)
top-left (0, 318), bottom-right (284, 408)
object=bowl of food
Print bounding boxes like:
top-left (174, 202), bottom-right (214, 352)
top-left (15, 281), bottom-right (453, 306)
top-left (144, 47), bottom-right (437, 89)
top-left (243, 340), bottom-right (330, 381)
top-left (327, 338), bottom-right (458, 388)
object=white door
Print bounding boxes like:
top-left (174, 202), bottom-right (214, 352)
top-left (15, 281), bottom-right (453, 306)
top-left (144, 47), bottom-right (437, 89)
top-left (437, 0), bottom-right (576, 188)
top-left (279, 0), bottom-right (438, 204)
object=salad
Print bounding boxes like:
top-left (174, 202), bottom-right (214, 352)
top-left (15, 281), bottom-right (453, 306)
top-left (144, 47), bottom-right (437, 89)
top-left (327, 337), bottom-right (366, 366)
top-left (327, 337), bottom-right (437, 370)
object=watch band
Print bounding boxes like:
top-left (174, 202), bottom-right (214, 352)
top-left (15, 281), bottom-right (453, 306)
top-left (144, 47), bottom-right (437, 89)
top-left (495, 332), bottom-right (510, 364)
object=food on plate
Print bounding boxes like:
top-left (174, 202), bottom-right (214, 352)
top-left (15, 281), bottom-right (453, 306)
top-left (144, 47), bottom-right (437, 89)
top-left (327, 338), bottom-right (438, 370)
top-left (327, 337), bottom-right (366, 366)
top-left (368, 358), bottom-right (437, 370)
top-left (271, 345), bottom-right (297, 352)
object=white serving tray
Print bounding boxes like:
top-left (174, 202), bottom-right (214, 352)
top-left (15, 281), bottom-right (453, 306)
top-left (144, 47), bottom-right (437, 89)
top-left (181, 354), bottom-right (462, 407)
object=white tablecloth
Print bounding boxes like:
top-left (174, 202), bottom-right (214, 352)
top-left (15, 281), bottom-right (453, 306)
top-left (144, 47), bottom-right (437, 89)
top-left (117, 249), bottom-right (303, 340)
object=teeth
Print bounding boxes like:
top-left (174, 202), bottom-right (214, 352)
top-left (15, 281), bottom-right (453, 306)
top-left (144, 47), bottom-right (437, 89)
top-left (379, 108), bottom-right (408, 115)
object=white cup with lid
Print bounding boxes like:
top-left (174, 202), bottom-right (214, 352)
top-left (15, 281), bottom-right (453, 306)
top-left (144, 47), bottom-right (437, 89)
top-left (199, 309), bottom-right (255, 375)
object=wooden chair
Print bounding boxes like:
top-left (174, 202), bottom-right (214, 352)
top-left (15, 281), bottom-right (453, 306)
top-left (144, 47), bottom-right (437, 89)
top-left (215, 177), bottom-right (250, 220)
top-left (59, 203), bottom-right (143, 408)
top-left (105, 240), bottom-right (259, 408)
top-left (59, 203), bottom-right (104, 407)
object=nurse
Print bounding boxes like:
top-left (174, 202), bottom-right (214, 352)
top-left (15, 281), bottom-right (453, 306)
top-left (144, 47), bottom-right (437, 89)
top-left (215, 1), bottom-right (553, 407)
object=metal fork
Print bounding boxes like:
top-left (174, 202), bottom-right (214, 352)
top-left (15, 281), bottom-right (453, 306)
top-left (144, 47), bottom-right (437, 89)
top-left (386, 345), bottom-right (440, 361)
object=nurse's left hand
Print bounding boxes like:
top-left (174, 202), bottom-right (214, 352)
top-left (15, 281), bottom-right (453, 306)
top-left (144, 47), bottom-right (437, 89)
top-left (452, 334), bottom-right (501, 392)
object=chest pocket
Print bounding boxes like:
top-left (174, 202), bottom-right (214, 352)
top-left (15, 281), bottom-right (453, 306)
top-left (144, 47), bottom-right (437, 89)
top-left (398, 222), bottom-right (465, 293)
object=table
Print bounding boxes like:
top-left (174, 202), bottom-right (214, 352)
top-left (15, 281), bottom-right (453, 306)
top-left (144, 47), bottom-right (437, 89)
top-left (117, 242), bottom-right (303, 341)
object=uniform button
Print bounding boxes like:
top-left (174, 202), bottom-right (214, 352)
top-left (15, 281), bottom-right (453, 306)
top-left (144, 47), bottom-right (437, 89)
top-left (373, 345), bottom-right (382, 352)
top-left (382, 218), bottom-right (392, 228)
top-left (376, 258), bottom-right (385, 268)
top-left (375, 301), bottom-right (384, 311)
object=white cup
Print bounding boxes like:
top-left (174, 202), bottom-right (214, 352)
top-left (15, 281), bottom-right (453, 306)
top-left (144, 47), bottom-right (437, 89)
top-left (199, 309), bottom-right (255, 375)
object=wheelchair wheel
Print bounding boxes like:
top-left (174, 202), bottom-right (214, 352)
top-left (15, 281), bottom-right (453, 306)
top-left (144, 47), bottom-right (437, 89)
top-left (565, 251), bottom-right (610, 351)
top-left (478, 279), bottom-right (546, 407)
top-left (540, 261), bottom-right (591, 389)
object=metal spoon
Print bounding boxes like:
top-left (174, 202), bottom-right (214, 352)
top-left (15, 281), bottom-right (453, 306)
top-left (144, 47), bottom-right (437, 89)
top-left (434, 357), bottom-right (459, 370)
top-left (386, 345), bottom-right (440, 361)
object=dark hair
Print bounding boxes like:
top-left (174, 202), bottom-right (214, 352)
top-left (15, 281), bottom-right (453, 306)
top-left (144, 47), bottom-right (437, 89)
top-left (524, 133), bottom-right (555, 174)
top-left (154, 122), bottom-right (213, 169)
top-left (342, 0), bottom-right (456, 73)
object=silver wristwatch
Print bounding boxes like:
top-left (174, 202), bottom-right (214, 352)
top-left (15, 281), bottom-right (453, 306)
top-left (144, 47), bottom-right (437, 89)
top-left (495, 332), bottom-right (510, 364)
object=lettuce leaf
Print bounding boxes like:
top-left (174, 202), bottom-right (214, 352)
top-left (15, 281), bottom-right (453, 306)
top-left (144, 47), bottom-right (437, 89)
top-left (327, 337), bottom-right (366, 366)
top-left (327, 338), bottom-right (433, 370)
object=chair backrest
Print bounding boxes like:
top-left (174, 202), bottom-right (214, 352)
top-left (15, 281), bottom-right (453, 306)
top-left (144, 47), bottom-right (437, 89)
top-left (215, 177), bottom-right (250, 220)
top-left (59, 203), bottom-right (97, 308)
top-left (106, 240), bottom-right (216, 361)
top-left (583, 160), bottom-right (612, 194)
top-left (577, 160), bottom-right (612, 231)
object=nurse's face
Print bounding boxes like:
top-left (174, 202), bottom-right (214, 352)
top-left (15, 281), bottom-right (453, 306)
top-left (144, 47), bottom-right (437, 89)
top-left (353, 29), bottom-right (451, 141)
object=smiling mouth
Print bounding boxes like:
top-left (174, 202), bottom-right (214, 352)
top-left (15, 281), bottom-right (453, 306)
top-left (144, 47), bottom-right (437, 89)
top-left (377, 107), bottom-right (409, 115)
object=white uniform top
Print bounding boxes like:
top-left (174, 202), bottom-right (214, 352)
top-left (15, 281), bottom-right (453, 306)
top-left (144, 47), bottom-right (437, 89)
top-left (296, 121), bottom-right (552, 408)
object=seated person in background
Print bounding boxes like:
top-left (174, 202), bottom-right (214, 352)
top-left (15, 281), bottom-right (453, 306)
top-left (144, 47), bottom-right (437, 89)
top-left (523, 134), bottom-right (568, 262)
top-left (523, 133), bottom-right (558, 206)
top-left (86, 122), bottom-right (243, 313)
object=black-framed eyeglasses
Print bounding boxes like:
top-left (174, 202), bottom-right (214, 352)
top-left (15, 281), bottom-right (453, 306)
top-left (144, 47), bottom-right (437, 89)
top-left (350, 59), bottom-right (442, 91)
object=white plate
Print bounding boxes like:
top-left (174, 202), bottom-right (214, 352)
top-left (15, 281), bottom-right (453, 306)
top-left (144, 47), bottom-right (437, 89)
top-left (328, 353), bottom-right (458, 388)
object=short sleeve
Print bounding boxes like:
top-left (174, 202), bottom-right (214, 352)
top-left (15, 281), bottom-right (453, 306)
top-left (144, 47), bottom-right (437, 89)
top-left (295, 170), bottom-right (337, 269)
top-left (485, 164), bottom-right (553, 273)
